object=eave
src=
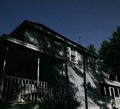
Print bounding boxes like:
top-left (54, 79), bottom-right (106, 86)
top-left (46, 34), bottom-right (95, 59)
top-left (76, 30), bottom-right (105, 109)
top-left (0, 34), bottom-right (68, 62)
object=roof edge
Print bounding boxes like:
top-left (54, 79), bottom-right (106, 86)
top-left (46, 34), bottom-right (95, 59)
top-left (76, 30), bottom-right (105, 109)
top-left (9, 20), bottom-right (98, 59)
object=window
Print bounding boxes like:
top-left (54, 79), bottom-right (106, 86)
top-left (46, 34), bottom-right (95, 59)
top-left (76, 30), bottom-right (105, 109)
top-left (117, 88), bottom-right (120, 97)
top-left (109, 87), bottom-right (115, 97)
top-left (99, 83), bottom-right (120, 97)
top-left (99, 83), bottom-right (110, 96)
top-left (114, 87), bottom-right (119, 97)
top-left (99, 83), bottom-right (106, 96)
top-left (68, 47), bottom-right (78, 63)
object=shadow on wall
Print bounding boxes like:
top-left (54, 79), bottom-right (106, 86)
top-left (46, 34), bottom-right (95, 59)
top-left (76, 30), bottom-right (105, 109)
top-left (46, 63), bottom-right (81, 109)
top-left (23, 28), bottom-right (65, 57)
top-left (84, 57), bottom-right (112, 109)
top-left (67, 61), bottom-right (84, 108)
top-left (64, 55), bottom-right (112, 109)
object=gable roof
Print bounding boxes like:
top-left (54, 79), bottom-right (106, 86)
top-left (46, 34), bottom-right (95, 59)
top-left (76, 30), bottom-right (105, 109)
top-left (9, 20), bottom-right (97, 58)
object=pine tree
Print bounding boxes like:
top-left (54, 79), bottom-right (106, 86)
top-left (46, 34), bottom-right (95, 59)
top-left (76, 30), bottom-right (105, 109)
top-left (98, 26), bottom-right (120, 81)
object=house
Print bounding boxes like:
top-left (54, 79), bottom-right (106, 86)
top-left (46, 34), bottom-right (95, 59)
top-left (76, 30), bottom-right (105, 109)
top-left (98, 71), bottom-right (120, 109)
top-left (0, 20), bottom-right (119, 109)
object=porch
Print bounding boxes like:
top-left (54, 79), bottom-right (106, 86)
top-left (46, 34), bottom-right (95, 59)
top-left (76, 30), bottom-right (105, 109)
top-left (0, 36), bottom-right (68, 108)
top-left (2, 75), bottom-right (66, 105)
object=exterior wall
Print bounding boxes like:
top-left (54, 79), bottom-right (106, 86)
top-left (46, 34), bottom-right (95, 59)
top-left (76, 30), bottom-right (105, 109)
top-left (23, 28), bottom-right (65, 57)
top-left (65, 46), bottom-right (101, 109)
top-left (67, 51), bottom-right (85, 108)
top-left (86, 57), bottom-right (101, 109)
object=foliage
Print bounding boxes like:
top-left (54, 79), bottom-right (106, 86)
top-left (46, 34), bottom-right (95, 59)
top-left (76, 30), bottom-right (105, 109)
top-left (87, 44), bottom-right (97, 55)
top-left (98, 26), bottom-right (120, 77)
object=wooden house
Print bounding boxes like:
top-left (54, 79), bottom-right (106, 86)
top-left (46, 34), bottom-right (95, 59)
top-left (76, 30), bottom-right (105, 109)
top-left (0, 20), bottom-right (119, 109)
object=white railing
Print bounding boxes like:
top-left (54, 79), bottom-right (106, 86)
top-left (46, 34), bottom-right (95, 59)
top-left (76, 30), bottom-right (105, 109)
top-left (2, 75), bottom-right (65, 104)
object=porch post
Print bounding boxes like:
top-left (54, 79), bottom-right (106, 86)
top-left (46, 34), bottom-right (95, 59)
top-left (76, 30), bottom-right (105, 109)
top-left (37, 57), bottom-right (40, 102)
top-left (0, 46), bottom-right (9, 101)
top-left (3, 46), bottom-right (9, 75)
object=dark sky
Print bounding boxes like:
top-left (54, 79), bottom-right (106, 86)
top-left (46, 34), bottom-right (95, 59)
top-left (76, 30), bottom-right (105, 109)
top-left (1, 0), bottom-right (120, 50)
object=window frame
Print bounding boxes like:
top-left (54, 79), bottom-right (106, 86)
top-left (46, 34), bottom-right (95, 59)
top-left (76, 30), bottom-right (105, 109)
top-left (68, 47), bottom-right (78, 64)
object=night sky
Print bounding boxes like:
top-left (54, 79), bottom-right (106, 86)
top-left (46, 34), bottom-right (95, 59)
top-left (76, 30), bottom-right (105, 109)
top-left (1, 0), bottom-right (120, 50)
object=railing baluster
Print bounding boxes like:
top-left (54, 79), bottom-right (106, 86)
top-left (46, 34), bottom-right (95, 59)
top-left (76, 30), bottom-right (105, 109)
top-left (11, 77), bottom-right (13, 101)
top-left (17, 78), bottom-right (19, 102)
top-left (28, 80), bottom-right (30, 102)
top-left (20, 79), bottom-right (23, 102)
top-left (24, 79), bottom-right (26, 102)
top-left (18, 78), bottom-right (20, 102)
top-left (30, 80), bottom-right (32, 102)
top-left (32, 81), bottom-right (35, 102)
top-left (35, 81), bottom-right (37, 102)
top-left (33, 80), bottom-right (35, 102)
top-left (13, 77), bottom-right (16, 102)
top-left (3, 75), bottom-right (65, 105)
top-left (25, 79), bottom-right (27, 102)
top-left (8, 77), bottom-right (12, 101)
top-left (31, 80), bottom-right (32, 102)
top-left (15, 77), bottom-right (18, 102)
top-left (4, 76), bottom-right (9, 101)
top-left (32, 81), bottom-right (34, 102)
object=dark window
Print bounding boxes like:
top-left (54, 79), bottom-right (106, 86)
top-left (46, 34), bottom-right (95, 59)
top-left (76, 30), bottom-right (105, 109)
top-left (99, 83), bottom-right (110, 96)
top-left (99, 83), bottom-right (106, 96)
top-left (105, 85), bottom-right (110, 96)
top-left (115, 87), bottom-right (119, 97)
top-left (110, 88), bottom-right (115, 97)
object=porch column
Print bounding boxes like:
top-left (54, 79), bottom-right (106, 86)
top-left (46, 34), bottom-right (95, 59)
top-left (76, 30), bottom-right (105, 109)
top-left (0, 46), bottom-right (9, 101)
top-left (37, 57), bottom-right (40, 102)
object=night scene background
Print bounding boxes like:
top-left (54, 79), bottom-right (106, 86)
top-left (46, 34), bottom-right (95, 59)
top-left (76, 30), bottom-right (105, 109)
top-left (0, 0), bottom-right (120, 50)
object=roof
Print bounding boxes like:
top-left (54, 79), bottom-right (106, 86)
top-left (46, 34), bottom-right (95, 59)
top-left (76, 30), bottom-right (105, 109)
top-left (7, 20), bottom-right (97, 58)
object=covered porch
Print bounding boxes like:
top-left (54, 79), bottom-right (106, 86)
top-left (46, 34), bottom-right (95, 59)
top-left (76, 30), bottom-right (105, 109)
top-left (2, 75), bottom-right (66, 104)
top-left (0, 36), bottom-right (67, 105)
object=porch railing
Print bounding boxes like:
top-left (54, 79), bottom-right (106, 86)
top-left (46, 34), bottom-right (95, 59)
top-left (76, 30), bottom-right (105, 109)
top-left (2, 75), bottom-right (65, 104)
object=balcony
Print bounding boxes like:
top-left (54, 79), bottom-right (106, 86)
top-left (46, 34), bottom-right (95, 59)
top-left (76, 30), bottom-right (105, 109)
top-left (2, 75), bottom-right (66, 105)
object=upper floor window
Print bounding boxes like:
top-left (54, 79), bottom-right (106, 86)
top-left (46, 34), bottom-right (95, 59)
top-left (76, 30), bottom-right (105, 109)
top-left (68, 47), bottom-right (78, 64)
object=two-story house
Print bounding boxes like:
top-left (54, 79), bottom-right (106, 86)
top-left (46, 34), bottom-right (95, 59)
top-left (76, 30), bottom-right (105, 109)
top-left (0, 20), bottom-right (119, 109)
